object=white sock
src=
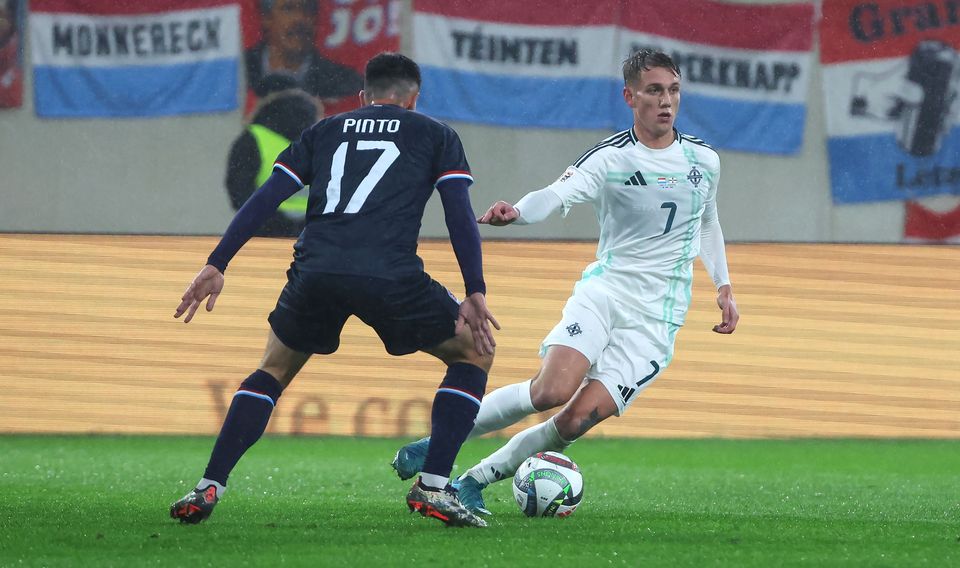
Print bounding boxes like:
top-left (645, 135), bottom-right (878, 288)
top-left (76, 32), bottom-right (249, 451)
top-left (196, 478), bottom-right (226, 498)
top-left (468, 379), bottom-right (536, 439)
top-left (464, 416), bottom-right (571, 486)
top-left (419, 473), bottom-right (448, 490)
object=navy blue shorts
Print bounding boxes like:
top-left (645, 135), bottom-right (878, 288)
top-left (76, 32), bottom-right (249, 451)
top-left (268, 266), bottom-right (461, 356)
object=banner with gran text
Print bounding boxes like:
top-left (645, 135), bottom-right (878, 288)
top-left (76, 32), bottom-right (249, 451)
top-left (821, 0), bottom-right (960, 204)
top-left (30, 0), bottom-right (240, 118)
top-left (412, 0), bottom-right (815, 154)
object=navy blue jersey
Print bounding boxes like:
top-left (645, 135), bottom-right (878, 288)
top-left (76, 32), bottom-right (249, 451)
top-left (273, 104), bottom-right (473, 277)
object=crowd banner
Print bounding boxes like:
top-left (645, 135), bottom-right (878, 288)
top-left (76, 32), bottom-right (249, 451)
top-left (239, 0), bottom-right (399, 116)
top-left (618, 0), bottom-right (815, 155)
top-left (821, 0), bottom-right (960, 204)
top-left (0, 0), bottom-right (23, 109)
top-left (30, 0), bottom-right (240, 118)
top-left (412, 0), bottom-right (813, 153)
top-left (412, 0), bottom-right (622, 129)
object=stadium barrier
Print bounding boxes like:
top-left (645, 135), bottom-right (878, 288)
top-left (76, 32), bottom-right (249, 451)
top-left (1, 235), bottom-right (957, 439)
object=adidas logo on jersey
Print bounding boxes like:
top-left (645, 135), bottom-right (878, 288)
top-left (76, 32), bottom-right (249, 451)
top-left (623, 171), bottom-right (647, 186)
top-left (618, 384), bottom-right (637, 402)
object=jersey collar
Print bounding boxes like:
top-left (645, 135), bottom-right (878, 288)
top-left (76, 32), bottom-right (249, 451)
top-left (629, 127), bottom-right (680, 147)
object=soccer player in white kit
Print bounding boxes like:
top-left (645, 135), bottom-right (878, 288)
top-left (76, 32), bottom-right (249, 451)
top-left (392, 49), bottom-right (739, 514)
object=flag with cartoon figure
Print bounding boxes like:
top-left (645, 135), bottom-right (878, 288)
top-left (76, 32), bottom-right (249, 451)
top-left (821, 0), bottom-right (960, 204)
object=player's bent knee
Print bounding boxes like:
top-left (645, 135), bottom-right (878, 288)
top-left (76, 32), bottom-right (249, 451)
top-left (258, 332), bottom-right (311, 388)
top-left (427, 333), bottom-right (494, 370)
top-left (529, 376), bottom-right (579, 411)
top-left (455, 349), bottom-right (493, 372)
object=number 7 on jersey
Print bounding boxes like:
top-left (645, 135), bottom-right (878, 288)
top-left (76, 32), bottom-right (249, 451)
top-left (660, 201), bottom-right (677, 234)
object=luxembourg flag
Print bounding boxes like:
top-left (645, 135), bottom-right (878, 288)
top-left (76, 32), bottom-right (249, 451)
top-left (412, 0), bottom-right (622, 129)
top-left (821, 0), bottom-right (960, 204)
top-left (617, 0), bottom-right (815, 155)
top-left (30, 0), bottom-right (240, 118)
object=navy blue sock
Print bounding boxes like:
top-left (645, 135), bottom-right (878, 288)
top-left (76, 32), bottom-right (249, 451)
top-left (203, 370), bottom-right (284, 486)
top-left (421, 363), bottom-right (488, 484)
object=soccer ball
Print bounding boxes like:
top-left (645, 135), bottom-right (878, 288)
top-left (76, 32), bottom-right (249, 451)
top-left (512, 451), bottom-right (584, 518)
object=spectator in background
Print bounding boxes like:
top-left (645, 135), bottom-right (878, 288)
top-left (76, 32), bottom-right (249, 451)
top-left (227, 76), bottom-right (322, 237)
top-left (245, 0), bottom-right (362, 104)
top-left (0, 0), bottom-right (22, 108)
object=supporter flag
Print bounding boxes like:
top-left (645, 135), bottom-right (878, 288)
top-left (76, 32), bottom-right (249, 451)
top-left (617, 0), bottom-right (815, 155)
top-left (30, 0), bottom-right (241, 118)
top-left (239, 0), bottom-right (399, 116)
top-left (821, 0), bottom-right (960, 204)
top-left (0, 0), bottom-right (24, 109)
top-left (412, 0), bottom-right (622, 129)
top-left (412, 0), bottom-right (814, 154)
top-left (904, 199), bottom-right (960, 242)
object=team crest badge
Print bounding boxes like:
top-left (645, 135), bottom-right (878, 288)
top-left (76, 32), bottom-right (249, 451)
top-left (687, 166), bottom-right (703, 187)
top-left (566, 323), bottom-right (582, 336)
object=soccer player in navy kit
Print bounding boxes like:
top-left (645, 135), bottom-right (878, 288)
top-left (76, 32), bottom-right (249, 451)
top-left (169, 53), bottom-right (497, 528)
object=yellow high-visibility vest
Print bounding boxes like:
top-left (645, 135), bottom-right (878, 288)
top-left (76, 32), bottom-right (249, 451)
top-left (248, 124), bottom-right (308, 216)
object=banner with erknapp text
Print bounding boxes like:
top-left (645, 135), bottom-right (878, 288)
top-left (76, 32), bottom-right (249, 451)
top-left (618, 0), bottom-right (814, 155)
top-left (412, 0), bottom-right (815, 154)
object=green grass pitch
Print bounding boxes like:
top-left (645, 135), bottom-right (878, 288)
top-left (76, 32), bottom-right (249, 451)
top-left (0, 436), bottom-right (956, 567)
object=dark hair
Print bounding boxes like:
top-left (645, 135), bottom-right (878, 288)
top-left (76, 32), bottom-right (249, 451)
top-left (364, 52), bottom-right (421, 98)
top-left (252, 88), bottom-right (322, 139)
top-left (260, 0), bottom-right (318, 14)
top-left (622, 49), bottom-right (681, 85)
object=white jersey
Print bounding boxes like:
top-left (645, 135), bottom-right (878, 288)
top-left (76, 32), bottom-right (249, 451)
top-left (543, 127), bottom-right (721, 326)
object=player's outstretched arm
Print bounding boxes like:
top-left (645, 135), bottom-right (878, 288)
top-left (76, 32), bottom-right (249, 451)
top-left (456, 292), bottom-right (500, 355)
top-left (478, 188), bottom-right (564, 226)
top-left (713, 284), bottom-right (739, 334)
top-left (174, 265), bottom-right (224, 323)
top-left (174, 171), bottom-right (300, 324)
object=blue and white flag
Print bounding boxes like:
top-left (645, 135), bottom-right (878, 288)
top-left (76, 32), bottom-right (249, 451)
top-left (412, 0), bottom-right (622, 130)
top-left (30, 0), bottom-right (240, 118)
top-left (412, 0), bottom-right (816, 155)
top-left (617, 0), bottom-right (815, 155)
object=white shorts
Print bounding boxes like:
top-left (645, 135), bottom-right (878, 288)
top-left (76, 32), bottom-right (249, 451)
top-left (540, 280), bottom-right (680, 416)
